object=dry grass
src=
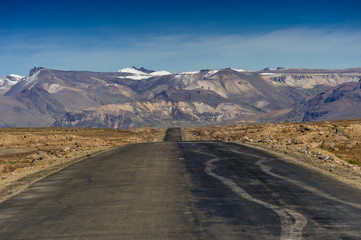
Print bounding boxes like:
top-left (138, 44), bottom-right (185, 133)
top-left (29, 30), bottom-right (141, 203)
top-left (183, 119), bottom-right (361, 190)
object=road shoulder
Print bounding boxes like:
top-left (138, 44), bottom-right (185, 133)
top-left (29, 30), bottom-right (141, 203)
top-left (0, 147), bottom-right (117, 203)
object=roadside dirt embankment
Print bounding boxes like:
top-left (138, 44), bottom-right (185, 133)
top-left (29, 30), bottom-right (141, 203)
top-left (0, 127), bottom-right (166, 202)
top-left (182, 120), bottom-right (361, 190)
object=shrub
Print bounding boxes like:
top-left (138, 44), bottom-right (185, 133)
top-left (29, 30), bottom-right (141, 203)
top-left (347, 159), bottom-right (360, 166)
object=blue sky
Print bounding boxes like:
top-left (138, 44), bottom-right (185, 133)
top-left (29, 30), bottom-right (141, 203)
top-left (1, 0), bottom-right (361, 76)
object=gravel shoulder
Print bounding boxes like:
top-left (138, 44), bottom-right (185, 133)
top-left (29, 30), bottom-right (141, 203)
top-left (0, 147), bottom-right (115, 203)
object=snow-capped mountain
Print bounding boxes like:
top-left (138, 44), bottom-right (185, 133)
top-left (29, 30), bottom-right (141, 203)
top-left (0, 74), bottom-right (25, 95)
top-left (117, 66), bottom-right (171, 80)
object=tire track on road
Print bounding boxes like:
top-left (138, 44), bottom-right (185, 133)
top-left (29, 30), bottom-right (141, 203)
top-left (229, 148), bottom-right (361, 210)
top-left (189, 146), bottom-right (307, 240)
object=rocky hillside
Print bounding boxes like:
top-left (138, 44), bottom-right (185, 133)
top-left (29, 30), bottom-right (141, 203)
top-left (283, 81), bottom-right (361, 122)
top-left (1, 66), bottom-right (361, 128)
top-left (260, 68), bottom-right (361, 89)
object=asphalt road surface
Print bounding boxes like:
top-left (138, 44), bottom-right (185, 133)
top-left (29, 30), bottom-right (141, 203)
top-left (1, 128), bottom-right (361, 239)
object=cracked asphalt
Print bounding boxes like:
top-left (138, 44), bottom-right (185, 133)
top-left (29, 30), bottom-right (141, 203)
top-left (1, 128), bottom-right (361, 239)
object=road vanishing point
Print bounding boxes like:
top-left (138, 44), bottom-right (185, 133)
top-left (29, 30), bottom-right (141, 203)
top-left (1, 128), bottom-right (361, 239)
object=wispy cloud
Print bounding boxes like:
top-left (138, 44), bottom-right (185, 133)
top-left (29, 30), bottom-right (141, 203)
top-left (1, 27), bottom-right (361, 76)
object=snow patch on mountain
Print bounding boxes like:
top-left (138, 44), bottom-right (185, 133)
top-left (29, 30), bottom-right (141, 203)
top-left (25, 70), bottom-right (42, 90)
top-left (117, 67), bottom-right (146, 75)
top-left (178, 71), bottom-right (200, 75)
top-left (204, 70), bottom-right (220, 78)
top-left (260, 73), bottom-right (278, 76)
top-left (8, 74), bottom-right (25, 79)
top-left (150, 70), bottom-right (171, 76)
top-left (117, 67), bottom-right (171, 80)
top-left (0, 74), bottom-right (25, 94)
top-left (43, 83), bottom-right (63, 93)
top-left (0, 74), bottom-right (24, 85)
top-left (231, 68), bottom-right (246, 72)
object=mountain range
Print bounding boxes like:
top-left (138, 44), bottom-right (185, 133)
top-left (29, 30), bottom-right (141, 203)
top-left (1, 66), bottom-right (361, 128)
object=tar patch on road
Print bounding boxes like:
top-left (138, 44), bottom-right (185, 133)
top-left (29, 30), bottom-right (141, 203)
top-left (164, 128), bottom-right (182, 141)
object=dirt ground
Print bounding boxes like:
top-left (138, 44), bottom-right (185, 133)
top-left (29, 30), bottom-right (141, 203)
top-left (0, 127), bottom-right (166, 202)
top-left (182, 119), bottom-right (361, 190)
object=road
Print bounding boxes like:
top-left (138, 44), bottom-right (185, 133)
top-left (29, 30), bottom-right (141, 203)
top-left (1, 128), bottom-right (361, 239)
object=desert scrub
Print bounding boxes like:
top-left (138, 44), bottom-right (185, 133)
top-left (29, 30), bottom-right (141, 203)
top-left (347, 159), bottom-right (360, 166)
top-left (326, 147), bottom-right (334, 153)
top-left (325, 147), bottom-right (342, 158)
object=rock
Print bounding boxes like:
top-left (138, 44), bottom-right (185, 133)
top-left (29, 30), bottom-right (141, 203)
top-left (321, 141), bottom-right (335, 150)
top-left (299, 124), bottom-right (311, 132)
top-left (336, 127), bottom-right (344, 135)
top-left (29, 66), bottom-right (45, 76)
top-left (37, 151), bottom-right (44, 155)
top-left (62, 147), bottom-right (70, 152)
top-left (242, 136), bottom-right (249, 142)
top-left (319, 131), bottom-right (324, 135)
top-left (291, 138), bottom-right (303, 144)
top-left (75, 143), bottom-right (82, 147)
top-left (31, 159), bottom-right (38, 166)
top-left (1, 173), bottom-right (10, 179)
